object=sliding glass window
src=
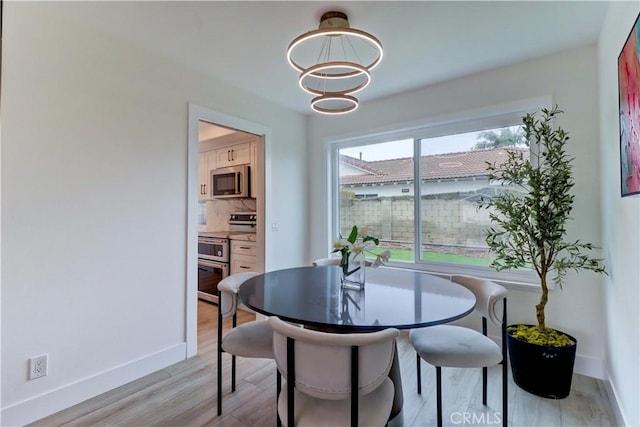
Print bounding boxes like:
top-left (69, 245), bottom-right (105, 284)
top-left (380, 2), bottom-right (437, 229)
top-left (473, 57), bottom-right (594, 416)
top-left (333, 117), bottom-right (535, 282)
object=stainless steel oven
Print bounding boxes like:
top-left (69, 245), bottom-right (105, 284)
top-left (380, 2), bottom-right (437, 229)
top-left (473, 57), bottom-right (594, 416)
top-left (198, 236), bottom-right (229, 262)
top-left (197, 236), bottom-right (229, 303)
top-left (197, 211), bottom-right (256, 304)
top-left (198, 258), bottom-right (229, 303)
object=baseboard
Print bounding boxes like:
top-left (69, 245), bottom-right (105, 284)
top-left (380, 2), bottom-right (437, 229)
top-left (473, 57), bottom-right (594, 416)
top-left (1, 343), bottom-right (186, 427)
top-left (602, 375), bottom-right (628, 427)
top-left (574, 354), bottom-right (605, 379)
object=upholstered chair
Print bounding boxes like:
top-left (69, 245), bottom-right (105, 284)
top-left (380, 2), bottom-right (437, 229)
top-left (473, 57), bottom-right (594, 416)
top-left (409, 275), bottom-right (508, 427)
top-left (217, 272), bottom-right (275, 416)
top-left (269, 316), bottom-right (398, 427)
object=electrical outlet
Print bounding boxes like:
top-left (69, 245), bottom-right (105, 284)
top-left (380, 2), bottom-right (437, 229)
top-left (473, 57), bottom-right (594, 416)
top-left (29, 354), bottom-right (48, 380)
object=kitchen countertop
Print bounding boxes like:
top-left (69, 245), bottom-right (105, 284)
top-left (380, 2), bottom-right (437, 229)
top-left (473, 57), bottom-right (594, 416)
top-left (199, 231), bottom-right (256, 242)
top-left (229, 232), bottom-right (256, 242)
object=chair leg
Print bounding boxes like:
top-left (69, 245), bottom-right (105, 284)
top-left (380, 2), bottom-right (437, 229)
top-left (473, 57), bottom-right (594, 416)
top-left (287, 338), bottom-right (295, 427)
top-left (231, 355), bottom-right (236, 393)
top-left (416, 353), bottom-right (422, 394)
top-left (276, 370), bottom-right (282, 427)
top-left (502, 352), bottom-right (508, 427)
top-left (217, 343), bottom-right (222, 416)
top-left (436, 366), bottom-right (442, 427)
top-left (483, 366), bottom-right (488, 405)
top-left (350, 346), bottom-right (359, 427)
top-left (231, 314), bottom-right (237, 392)
top-left (217, 292), bottom-right (223, 416)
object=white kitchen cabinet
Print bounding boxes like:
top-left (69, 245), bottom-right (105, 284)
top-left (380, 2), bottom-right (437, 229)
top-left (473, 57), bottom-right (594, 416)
top-left (230, 240), bottom-right (257, 274)
top-left (198, 151), bottom-right (216, 200)
top-left (250, 142), bottom-right (257, 199)
top-left (214, 142), bottom-right (251, 168)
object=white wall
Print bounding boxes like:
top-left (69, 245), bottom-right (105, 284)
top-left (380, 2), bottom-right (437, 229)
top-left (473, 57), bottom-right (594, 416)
top-left (0, 3), bottom-right (307, 425)
top-left (309, 46), bottom-right (607, 378)
top-left (598, 2), bottom-right (640, 426)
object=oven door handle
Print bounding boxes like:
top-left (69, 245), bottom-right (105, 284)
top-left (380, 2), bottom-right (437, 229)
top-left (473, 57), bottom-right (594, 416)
top-left (198, 237), bottom-right (227, 244)
top-left (198, 258), bottom-right (229, 271)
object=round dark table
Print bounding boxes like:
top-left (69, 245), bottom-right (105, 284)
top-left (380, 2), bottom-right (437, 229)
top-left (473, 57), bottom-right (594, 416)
top-left (238, 265), bottom-right (477, 418)
top-left (239, 265), bottom-right (476, 331)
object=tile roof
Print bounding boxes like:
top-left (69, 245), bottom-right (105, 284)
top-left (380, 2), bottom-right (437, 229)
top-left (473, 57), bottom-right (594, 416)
top-left (340, 147), bottom-right (528, 185)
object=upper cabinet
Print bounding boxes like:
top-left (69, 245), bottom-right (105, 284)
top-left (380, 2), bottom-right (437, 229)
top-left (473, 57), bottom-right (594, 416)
top-left (213, 142), bottom-right (251, 169)
top-left (250, 142), bottom-right (257, 199)
top-left (199, 132), bottom-right (258, 199)
top-left (198, 151), bottom-right (216, 200)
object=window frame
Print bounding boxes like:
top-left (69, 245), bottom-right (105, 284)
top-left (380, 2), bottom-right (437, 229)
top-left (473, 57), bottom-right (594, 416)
top-left (329, 98), bottom-right (552, 289)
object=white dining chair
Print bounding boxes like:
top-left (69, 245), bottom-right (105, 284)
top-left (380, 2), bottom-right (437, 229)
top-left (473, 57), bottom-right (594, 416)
top-left (409, 275), bottom-right (508, 427)
top-left (269, 316), bottom-right (399, 427)
top-left (217, 272), bottom-right (277, 417)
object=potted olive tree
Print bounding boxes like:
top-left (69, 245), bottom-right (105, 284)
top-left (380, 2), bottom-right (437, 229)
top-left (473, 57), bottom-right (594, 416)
top-left (478, 105), bottom-right (607, 399)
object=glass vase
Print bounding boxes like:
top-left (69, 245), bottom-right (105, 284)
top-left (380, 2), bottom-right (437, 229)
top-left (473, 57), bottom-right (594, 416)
top-left (340, 254), bottom-right (366, 289)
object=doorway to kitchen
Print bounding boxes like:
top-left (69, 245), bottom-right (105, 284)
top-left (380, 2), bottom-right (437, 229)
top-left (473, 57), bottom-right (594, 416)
top-left (186, 104), bottom-right (269, 357)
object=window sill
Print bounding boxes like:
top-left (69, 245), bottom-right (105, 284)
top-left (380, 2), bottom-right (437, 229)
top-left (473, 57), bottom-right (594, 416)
top-left (379, 261), bottom-right (550, 293)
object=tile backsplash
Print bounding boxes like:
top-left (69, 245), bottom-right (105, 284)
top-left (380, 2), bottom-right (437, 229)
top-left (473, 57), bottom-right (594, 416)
top-left (199, 199), bottom-right (257, 232)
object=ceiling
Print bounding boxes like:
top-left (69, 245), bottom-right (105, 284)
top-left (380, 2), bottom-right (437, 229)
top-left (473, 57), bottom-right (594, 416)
top-left (198, 122), bottom-right (238, 141)
top-left (50, 1), bottom-right (610, 115)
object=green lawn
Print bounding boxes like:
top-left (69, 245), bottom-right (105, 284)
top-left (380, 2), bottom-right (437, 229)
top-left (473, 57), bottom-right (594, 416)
top-left (375, 248), bottom-right (494, 267)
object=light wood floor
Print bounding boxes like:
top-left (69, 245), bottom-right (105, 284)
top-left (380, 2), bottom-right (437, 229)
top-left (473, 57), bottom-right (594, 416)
top-left (31, 301), bottom-right (615, 426)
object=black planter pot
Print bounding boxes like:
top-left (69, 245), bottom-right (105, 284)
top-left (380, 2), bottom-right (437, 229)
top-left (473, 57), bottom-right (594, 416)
top-left (507, 324), bottom-right (577, 399)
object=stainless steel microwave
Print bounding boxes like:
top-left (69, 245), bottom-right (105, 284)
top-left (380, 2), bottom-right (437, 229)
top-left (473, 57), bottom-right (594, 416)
top-left (211, 165), bottom-right (250, 198)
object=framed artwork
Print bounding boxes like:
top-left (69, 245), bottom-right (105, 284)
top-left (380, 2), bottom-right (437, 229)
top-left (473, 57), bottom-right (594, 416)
top-left (618, 12), bottom-right (640, 197)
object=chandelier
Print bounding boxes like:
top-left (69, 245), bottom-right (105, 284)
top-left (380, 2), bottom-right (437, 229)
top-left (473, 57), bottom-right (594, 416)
top-left (287, 11), bottom-right (383, 115)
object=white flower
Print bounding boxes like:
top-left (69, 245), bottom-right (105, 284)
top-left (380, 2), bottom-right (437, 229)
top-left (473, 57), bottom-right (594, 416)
top-left (332, 240), bottom-right (348, 251)
top-left (372, 249), bottom-right (391, 267)
top-left (332, 225), bottom-right (390, 268)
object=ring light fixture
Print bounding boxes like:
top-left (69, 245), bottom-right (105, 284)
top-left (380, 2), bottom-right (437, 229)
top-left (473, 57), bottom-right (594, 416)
top-left (298, 62), bottom-right (371, 96)
top-left (287, 11), bottom-right (383, 114)
top-left (311, 94), bottom-right (359, 115)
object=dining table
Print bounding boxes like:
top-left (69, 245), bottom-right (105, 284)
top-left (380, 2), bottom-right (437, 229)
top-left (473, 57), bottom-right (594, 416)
top-left (238, 265), bottom-right (477, 418)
